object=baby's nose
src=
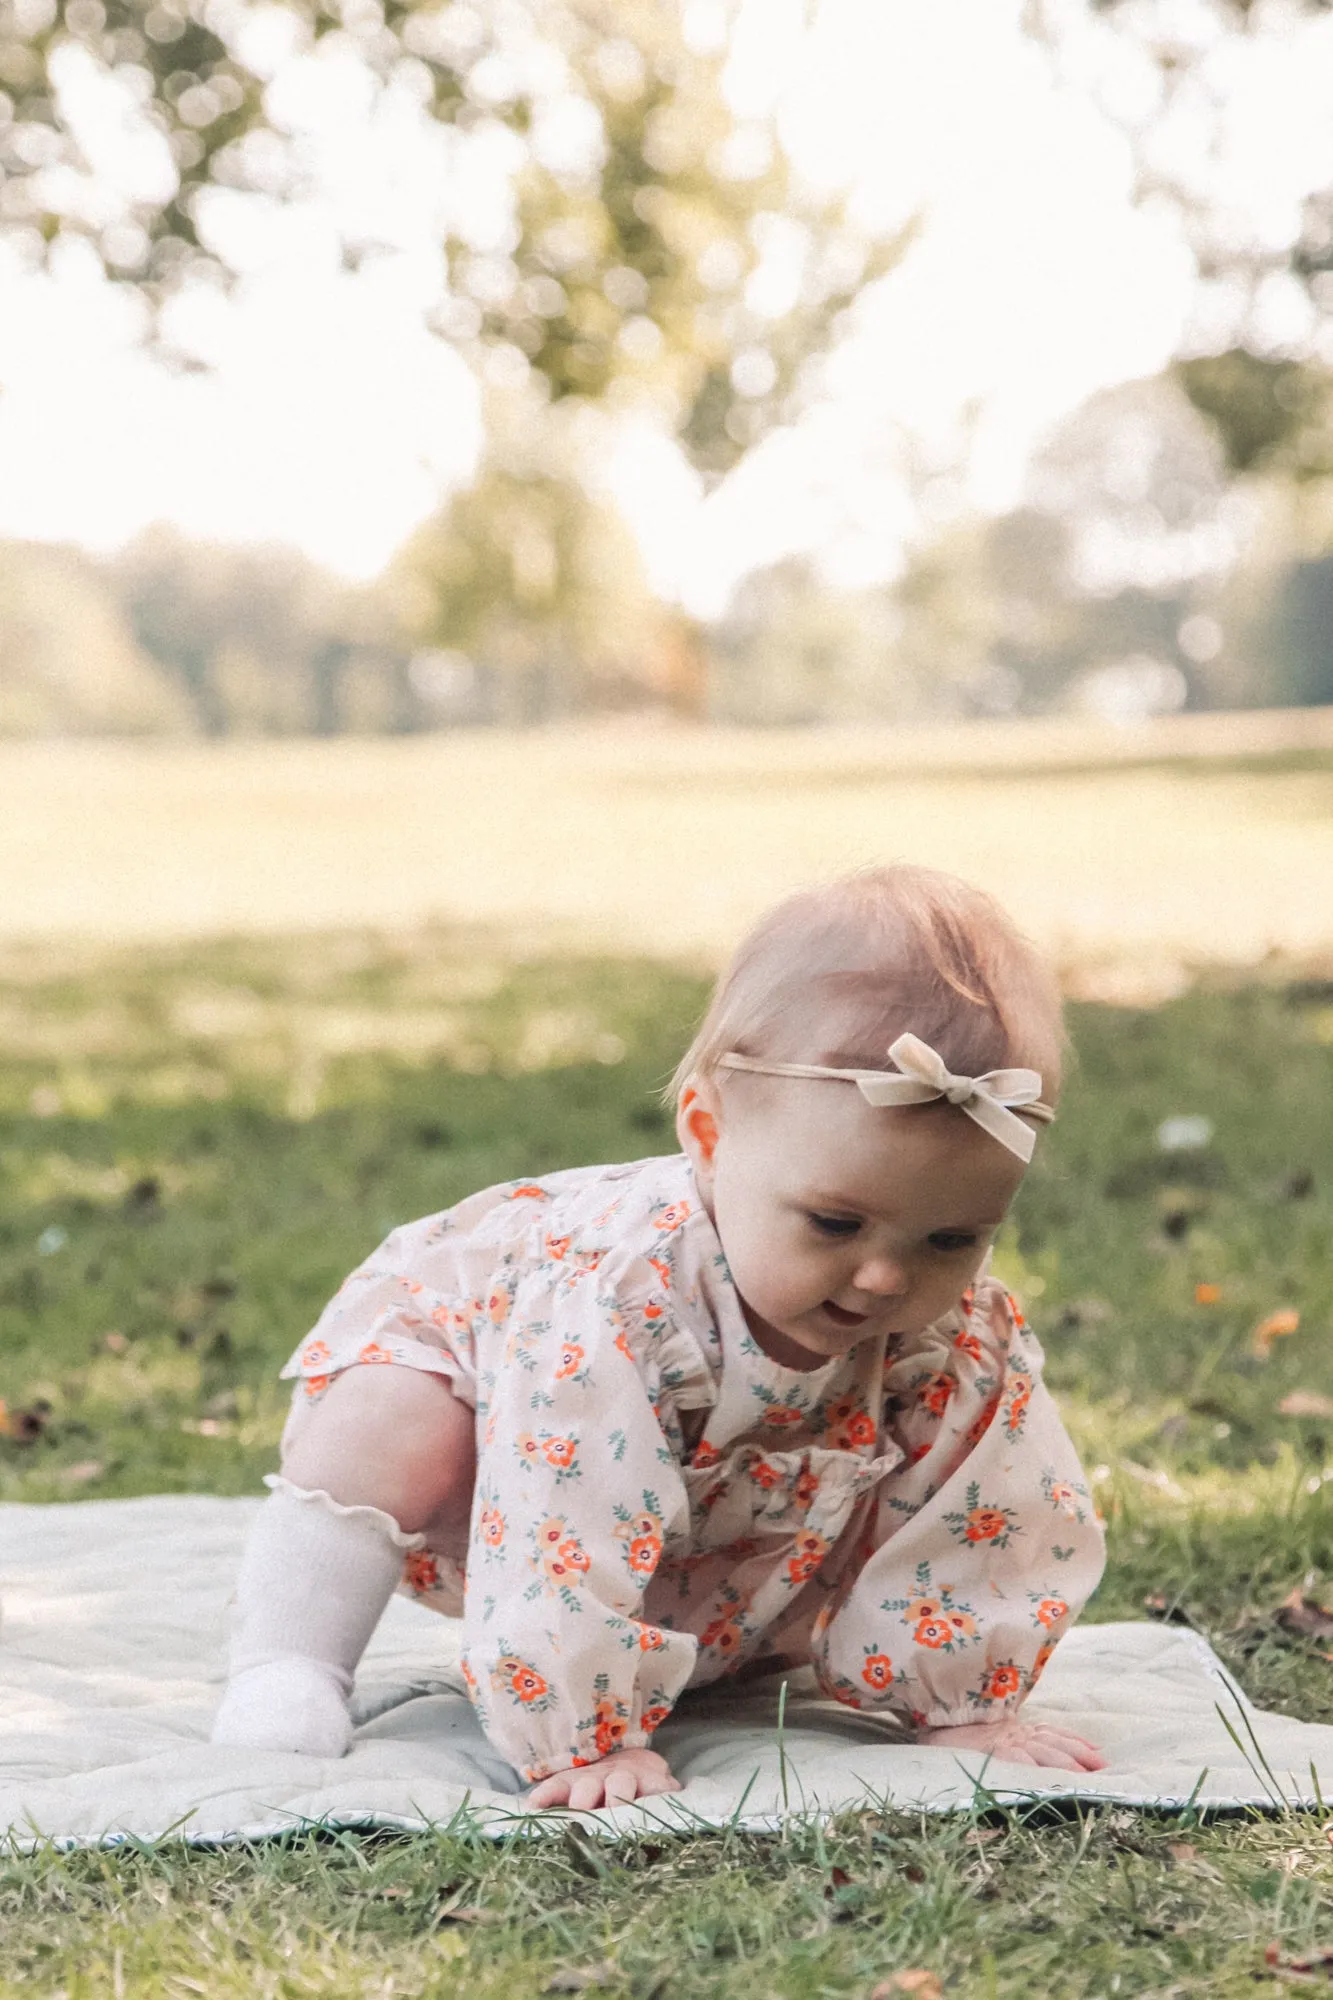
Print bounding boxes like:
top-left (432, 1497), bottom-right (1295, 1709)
top-left (851, 1257), bottom-right (910, 1298)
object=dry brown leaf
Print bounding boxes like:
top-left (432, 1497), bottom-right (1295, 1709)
top-left (1167, 1842), bottom-right (1198, 1863)
top-left (1280, 1392), bottom-right (1333, 1419)
top-left (59, 1461), bottom-right (103, 1485)
top-left (870, 1976), bottom-right (944, 1999)
top-left (1194, 1282), bottom-right (1222, 1305)
top-left (1264, 1940), bottom-right (1333, 1983)
top-left (1275, 1587), bottom-right (1333, 1644)
top-left (1253, 1308), bottom-right (1302, 1359)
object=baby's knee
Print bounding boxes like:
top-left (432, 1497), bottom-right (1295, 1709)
top-left (281, 1364), bottom-right (475, 1533)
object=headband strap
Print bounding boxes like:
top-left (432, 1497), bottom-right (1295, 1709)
top-left (717, 1032), bottom-right (1053, 1165)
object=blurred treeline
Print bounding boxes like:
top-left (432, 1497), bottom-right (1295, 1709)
top-left (4, 0), bottom-right (1333, 734)
top-left (4, 357), bottom-right (1332, 737)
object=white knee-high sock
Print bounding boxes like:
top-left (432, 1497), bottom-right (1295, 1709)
top-left (211, 1476), bottom-right (423, 1757)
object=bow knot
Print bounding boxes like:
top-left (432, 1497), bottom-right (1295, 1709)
top-left (716, 1031), bottom-right (1053, 1163)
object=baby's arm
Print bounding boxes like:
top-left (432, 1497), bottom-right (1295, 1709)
top-left (809, 1286), bottom-right (1107, 1765)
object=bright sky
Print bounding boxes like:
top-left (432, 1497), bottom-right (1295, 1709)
top-left (0, 0), bottom-right (1329, 612)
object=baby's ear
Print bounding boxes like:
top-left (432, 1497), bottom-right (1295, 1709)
top-left (676, 1079), bottom-right (721, 1170)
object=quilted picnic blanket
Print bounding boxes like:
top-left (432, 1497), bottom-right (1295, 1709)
top-left (3, 1495), bottom-right (1329, 1847)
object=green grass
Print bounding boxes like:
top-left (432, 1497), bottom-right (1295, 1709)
top-left (3, 934), bottom-right (1333, 1996)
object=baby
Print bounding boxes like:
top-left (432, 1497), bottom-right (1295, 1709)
top-left (213, 865), bottom-right (1107, 1806)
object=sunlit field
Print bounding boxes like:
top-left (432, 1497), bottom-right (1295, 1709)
top-left (3, 722), bottom-right (1333, 1996)
top-left (6, 710), bottom-right (1333, 996)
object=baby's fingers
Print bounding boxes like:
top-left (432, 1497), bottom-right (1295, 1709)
top-left (1024, 1728), bottom-right (1107, 1772)
top-left (527, 1772), bottom-right (576, 1809)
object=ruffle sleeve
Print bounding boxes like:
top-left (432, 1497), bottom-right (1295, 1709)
top-left (808, 1281), bottom-right (1105, 1728)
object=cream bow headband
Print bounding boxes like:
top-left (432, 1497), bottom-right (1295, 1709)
top-left (717, 1032), bottom-right (1054, 1164)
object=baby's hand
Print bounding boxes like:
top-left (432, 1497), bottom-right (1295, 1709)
top-left (527, 1747), bottom-right (682, 1811)
top-left (916, 1718), bottom-right (1106, 1771)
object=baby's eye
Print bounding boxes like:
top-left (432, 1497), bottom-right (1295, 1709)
top-left (927, 1230), bottom-right (980, 1254)
top-left (807, 1213), bottom-right (862, 1238)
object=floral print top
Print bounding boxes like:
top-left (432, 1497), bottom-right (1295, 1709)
top-left (280, 1154), bottom-right (1105, 1783)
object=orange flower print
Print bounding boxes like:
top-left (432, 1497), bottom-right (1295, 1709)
top-left (554, 1341), bottom-right (585, 1380)
top-left (641, 1703), bottom-right (671, 1733)
top-left (638, 1624), bottom-right (666, 1651)
top-left (628, 1534), bottom-right (661, 1577)
top-left (356, 1340), bottom-right (393, 1365)
top-left (556, 1537), bottom-right (591, 1578)
top-left (648, 1255), bottom-right (673, 1289)
top-left (823, 1394), bottom-right (877, 1450)
top-left (701, 1612), bottom-right (744, 1654)
top-left (952, 1327), bottom-right (984, 1363)
top-left (762, 1403), bottom-right (805, 1428)
top-left (1005, 1380), bottom-right (1031, 1437)
top-left (913, 1617), bottom-right (954, 1649)
top-left (794, 1465), bottom-right (819, 1511)
top-left (958, 1284), bottom-right (976, 1316)
top-left (614, 1325), bottom-right (635, 1362)
top-left (749, 1458), bottom-right (782, 1490)
top-left (1030, 1642), bottom-right (1056, 1685)
top-left (502, 1659), bottom-right (549, 1704)
top-left (944, 1482), bottom-right (1018, 1550)
top-left (1033, 1596), bottom-right (1068, 1629)
top-left (785, 1529), bottom-right (830, 1587)
top-left (403, 1548), bottom-right (441, 1594)
top-left (978, 1663), bottom-right (1023, 1703)
top-left (917, 1372), bottom-right (954, 1419)
top-left (594, 1696), bottom-right (628, 1758)
top-left (654, 1201), bottom-right (690, 1234)
top-left (303, 1373), bottom-right (329, 1399)
top-left (691, 1439), bottom-right (721, 1469)
top-left (300, 1338), bottom-right (331, 1371)
top-left (486, 1286), bottom-right (511, 1324)
top-left (479, 1504), bottom-right (506, 1550)
top-left (1041, 1471), bottom-right (1089, 1524)
top-left (510, 1184), bottom-right (548, 1199)
top-left (908, 1440), bottom-right (932, 1464)
top-left (966, 1394), bottom-right (1002, 1445)
top-left (615, 1499), bottom-right (665, 1578)
top-left (542, 1436), bottom-right (577, 1469)
top-left (861, 1651), bottom-right (895, 1691)
top-left (515, 1431), bottom-right (542, 1467)
top-left (544, 1233), bottom-right (571, 1261)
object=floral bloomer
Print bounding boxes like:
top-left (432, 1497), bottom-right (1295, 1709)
top-left (280, 1154), bottom-right (1106, 1783)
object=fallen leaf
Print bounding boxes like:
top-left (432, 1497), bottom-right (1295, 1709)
top-left (543, 1966), bottom-right (617, 1994)
top-left (871, 1975), bottom-right (944, 2000)
top-left (1281, 1393), bottom-right (1333, 1419)
top-left (1143, 1593), bottom-right (1198, 1627)
top-left (1264, 1940), bottom-right (1333, 1983)
top-left (1194, 1282), bottom-right (1222, 1306)
top-left (965, 1826), bottom-right (1002, 1846)
top-left (59, 1461), bottom-right (103, 1485)
top-left (3, 1401), bottom-right (51, 1444)
top-left (102, 1331), bottom-right (128, 1354)
top-left (1167, 1842), bottom-right (1198, 1863)
top-left (1275, 1588), bottom-right (1333, 1644)
top-left (1253, 1309), bottom-right (1302, 1359)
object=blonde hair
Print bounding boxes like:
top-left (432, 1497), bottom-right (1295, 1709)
top-left (672, 865), bottom-right (1064, 1106)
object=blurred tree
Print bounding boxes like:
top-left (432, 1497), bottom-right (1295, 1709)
top-left (113, 526), bottom-right (407, 733)
top-left (392, 456), bottom-right (672, 719)
top-left (1, 0), bottom-right (903, 716)
top-left (0, 537), bottom-right (190, 732)
top-left (1024, 1), bottom-right (1333, 483)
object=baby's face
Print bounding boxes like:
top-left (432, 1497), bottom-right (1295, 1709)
top-left (681, 1076), bottom-right (1028, 1371)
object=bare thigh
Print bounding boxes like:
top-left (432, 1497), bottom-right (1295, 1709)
top-left (281, 1365), bottom-right (477, 1541)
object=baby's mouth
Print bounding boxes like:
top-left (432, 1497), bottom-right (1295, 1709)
top-left (821, 1301), bottom-right (870, 1329)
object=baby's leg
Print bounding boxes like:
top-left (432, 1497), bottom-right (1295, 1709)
top-left (211, 1367), bottom-right (475, 1756)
